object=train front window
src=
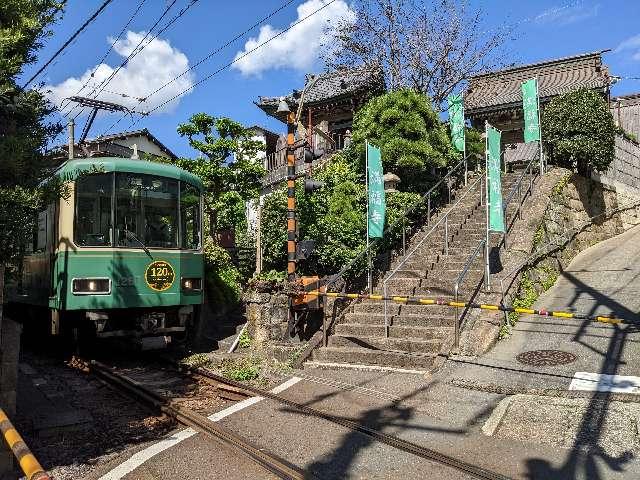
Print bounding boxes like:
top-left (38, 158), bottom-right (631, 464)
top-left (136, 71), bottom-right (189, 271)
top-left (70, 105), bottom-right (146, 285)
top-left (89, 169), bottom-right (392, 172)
top-left (115, 173), bottom-right (179, 249)
top-left (74, 173), bottom-right (113, 246)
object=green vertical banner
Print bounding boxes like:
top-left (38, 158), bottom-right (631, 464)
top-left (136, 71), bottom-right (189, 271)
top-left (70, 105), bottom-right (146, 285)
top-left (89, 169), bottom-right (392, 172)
top-left (522, 78), bottom-right (541, 143)
top-left (448, 92), bottom-right (465, 152)
top-left (367, 142), bottom-right (386, 238)
top-left (487, 125), bottom-right (505, 232)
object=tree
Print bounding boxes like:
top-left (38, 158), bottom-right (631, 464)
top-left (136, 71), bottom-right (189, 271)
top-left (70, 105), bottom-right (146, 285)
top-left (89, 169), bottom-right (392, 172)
top-left (542, 88), bottom-right (616, 176)
top-left (1, 0), bottom-right (63, 269)
top-left (348, 89), bottom-right (459, 191)
top-left (174, 113), bottom-right (265, 238)
top-left (322, 0), bottom-right (508, 107)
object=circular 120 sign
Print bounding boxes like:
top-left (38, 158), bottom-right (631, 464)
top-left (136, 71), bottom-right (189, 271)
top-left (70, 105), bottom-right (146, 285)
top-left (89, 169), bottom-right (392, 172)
top-left (145, 260), bottom-right (175, 292)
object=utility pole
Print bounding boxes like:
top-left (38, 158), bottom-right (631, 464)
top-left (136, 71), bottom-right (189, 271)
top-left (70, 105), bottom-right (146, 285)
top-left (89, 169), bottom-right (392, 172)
top-left (68, 120), bottom-right (75, 159)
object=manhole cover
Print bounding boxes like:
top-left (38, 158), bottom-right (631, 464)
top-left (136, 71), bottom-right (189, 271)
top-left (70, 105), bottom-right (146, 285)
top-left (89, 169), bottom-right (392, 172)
top-left (516, 349), bottom-right (577, 366)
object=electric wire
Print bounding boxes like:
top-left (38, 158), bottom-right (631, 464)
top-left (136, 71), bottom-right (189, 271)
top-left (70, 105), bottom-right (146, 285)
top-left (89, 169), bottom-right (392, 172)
top-left (59, 0), bottom-right (148, 116)
top-left (103, 0), bottom-right (338, 135)
top-left (22, 0), bottom-right (115, 89)
top-left (71, 0), bottom-right (180, 120)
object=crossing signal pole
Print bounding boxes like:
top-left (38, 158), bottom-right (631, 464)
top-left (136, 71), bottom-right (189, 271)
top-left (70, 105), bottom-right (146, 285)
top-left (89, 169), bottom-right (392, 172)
top-left (278, 98), bottom-right (298, 282)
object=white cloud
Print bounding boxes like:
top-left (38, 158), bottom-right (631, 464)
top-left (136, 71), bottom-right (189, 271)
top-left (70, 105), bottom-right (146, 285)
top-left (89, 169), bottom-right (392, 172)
top-left (45, 31), bottom-right (194, 115)
top-left (535, 1), bottom-right (600, 26)
top-left (615, 34), bottom-right (640, 61)
top-left (231, 0), bottom-right (355, 76)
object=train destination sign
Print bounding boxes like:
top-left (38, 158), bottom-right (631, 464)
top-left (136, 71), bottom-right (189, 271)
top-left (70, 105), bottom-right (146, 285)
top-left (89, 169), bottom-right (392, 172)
top-left (145, 260), bottom-right (175, 292)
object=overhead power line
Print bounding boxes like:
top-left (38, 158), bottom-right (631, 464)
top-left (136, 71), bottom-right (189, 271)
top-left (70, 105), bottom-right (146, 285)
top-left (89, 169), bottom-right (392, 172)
top-left (72, 0), bottom-right (180, 119)
top-left (60, 0), bottom-right (148, 116)
top-left (103, 0), bottom-right (338, 135)
top-left (22, 0), bottom-right (115, 89)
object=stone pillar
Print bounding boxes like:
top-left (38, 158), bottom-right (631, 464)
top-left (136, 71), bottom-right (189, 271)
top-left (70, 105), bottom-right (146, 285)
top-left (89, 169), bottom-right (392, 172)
top-left (0, 265), bottom-right (21, 474)
top-left (244, 291), bottom-right (289, 350)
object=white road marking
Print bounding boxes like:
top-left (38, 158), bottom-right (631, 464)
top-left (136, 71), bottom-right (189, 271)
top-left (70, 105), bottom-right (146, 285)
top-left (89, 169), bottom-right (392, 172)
top-left (569, 372), bottom-right (640, 393)
top-left (98, 376), bottom-right (302, 480)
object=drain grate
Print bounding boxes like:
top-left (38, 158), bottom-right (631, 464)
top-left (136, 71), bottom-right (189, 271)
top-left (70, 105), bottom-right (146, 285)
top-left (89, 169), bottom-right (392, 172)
top-left (516, 349), bottom-right (577, 367)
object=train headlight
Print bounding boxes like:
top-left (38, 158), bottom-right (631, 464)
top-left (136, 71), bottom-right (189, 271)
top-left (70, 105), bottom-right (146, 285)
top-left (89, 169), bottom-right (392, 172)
top-left (181, 277), bottom-right (202, 292)
top-left (72, 278), bottom-right (111, 295)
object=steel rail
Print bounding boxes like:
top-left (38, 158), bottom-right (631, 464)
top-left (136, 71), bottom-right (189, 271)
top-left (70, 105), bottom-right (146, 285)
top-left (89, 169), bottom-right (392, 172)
top-left (180, 365), bottom-right (512, 480)
top-left (382, 174), bottom-right (484, 336)
top-left (88, 360), bottom-right (307, 480)
top-left (500, 153), bottom-right (539, 250)
top-left (0, 409), bottom-right (50, 480)
top-left (453, 239), bottom-right (488, 349)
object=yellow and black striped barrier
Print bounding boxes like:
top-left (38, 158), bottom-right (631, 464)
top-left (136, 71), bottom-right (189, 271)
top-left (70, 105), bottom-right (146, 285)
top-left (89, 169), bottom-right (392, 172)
top-left (0, 408), bottom-right (50, 480)
top-left (303, 291), bottom-right (626, 326)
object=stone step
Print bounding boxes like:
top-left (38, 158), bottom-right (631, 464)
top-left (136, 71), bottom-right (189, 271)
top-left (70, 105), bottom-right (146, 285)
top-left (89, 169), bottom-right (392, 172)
top-left (343, 312), bottom-right (454, 327)
top-left (383, 270), bottom-right (484, 291)
top-left (311, 346), bottom-right (437, 370)
top-left (328, 335), bottom-right (443, 354)
top-left (353, 302), bottom-right (453, 316)
top-left (335, 323), bottom-right (452, 339)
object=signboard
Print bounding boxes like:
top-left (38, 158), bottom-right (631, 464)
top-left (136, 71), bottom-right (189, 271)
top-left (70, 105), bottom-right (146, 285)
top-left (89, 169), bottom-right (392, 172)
top-left (448, 92), bottom-right (465, 152)
top-left (145, 260), bottom-right (175, 292)
top-left (366, 142), bottom-right (386, 238)
top-left (522, 78), bottom-right (541, 143)
top-left (487, 126), bottom-right (505, 233)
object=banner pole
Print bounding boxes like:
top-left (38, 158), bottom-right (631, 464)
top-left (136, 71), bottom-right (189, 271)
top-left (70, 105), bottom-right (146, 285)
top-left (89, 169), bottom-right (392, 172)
top-left (536, 77), bottom-right (544, 175)
top-left (462, 91), bottom-right (467, 185)
top-left (485, 121), bottom-right (491, 291)
top-left (365, 140), bottom-right (371, 292)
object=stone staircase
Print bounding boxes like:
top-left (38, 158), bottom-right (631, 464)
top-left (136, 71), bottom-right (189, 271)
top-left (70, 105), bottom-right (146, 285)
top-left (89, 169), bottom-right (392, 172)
top-left (306, 171), bottom-right (521, 373)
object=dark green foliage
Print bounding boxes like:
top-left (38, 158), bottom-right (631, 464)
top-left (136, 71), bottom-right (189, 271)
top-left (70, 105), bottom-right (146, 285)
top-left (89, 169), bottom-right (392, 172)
top-left (203, 238), bottom-right (241, 309)
top-left (260, 155), bottom-right (421, 277)
top-left (175, 113), bottom-right (265, 236)
top-left (542, 88), bottom-right (616, 176)
top-left (0, 1), bottom-right (64, 267)
top-left (349, 89), bottom-right (459, 191)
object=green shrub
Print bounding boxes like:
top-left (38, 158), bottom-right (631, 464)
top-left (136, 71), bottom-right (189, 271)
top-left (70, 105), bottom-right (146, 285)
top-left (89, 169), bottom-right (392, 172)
top-left (203, 238), bottom-right (242, 308)
top-left (221, 356), bottom-right (261, 381)
top-left (349, 89), bottom-right (459, 192)
top-left (542, 88), bottom-right (616, 176)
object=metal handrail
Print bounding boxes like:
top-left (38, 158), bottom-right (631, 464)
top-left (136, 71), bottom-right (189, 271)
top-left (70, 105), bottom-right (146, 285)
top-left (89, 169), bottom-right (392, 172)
top-left (501, 152), bottom-right (540, 249)
top-left (382, 174), bottom-right (484, 337)
top-left (453, 238), bottom-right (487, 350)
top-left (325, 155), bottom-right (470, 292)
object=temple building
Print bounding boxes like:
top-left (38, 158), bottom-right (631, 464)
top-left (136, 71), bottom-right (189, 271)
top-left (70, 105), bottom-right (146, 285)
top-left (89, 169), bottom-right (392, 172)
top-left (464, 51), bottom-right (613, 147)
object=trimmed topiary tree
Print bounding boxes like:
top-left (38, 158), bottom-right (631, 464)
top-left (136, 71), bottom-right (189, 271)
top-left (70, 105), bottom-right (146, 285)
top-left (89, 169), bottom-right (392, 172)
top-left (349, 89), bottom-right (459, 191)
top-left (542, 88), bottom-right (616, 176)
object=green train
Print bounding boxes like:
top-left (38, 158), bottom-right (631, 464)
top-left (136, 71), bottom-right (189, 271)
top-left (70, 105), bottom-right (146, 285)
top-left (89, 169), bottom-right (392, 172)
top-left (9, 157), bottom-right (204, 349)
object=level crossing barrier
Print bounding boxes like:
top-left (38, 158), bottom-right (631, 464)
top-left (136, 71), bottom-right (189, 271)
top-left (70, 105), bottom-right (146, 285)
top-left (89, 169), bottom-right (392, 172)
top-left (0, 408), bottom-right (50, 480)
top-left (301, 290), bottom-right (627, 326)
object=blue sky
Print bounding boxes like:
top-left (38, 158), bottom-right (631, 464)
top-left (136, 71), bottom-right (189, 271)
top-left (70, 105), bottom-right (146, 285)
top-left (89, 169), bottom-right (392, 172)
top-left (19, 0), bottom-right (640, 158)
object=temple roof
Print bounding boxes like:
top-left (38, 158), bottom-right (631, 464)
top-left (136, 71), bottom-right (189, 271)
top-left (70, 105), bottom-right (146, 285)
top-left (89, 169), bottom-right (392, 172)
top-left (256, 65), bottom-right (385, 122)
top-left (465, 51), bottom-right (611, 114)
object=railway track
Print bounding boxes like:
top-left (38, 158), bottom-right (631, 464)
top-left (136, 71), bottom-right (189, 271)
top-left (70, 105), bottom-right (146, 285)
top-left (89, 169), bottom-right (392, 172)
top-left (78, 357), bottom-right (511, 480)
top-left (83, 359), bottom-right (308, 480)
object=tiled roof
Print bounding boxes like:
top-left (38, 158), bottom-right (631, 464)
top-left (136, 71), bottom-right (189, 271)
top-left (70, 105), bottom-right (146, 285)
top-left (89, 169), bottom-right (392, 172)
top-left (92, 128), bottom-right (177, 159)
top-left (465, 52), bottom-right (611, 113)
top-left (257, 65), bottom-right (385, 112)
top-left (611, 93), bottom-right (640, 140)
top-left (503, 142), bottom-right (539, 164)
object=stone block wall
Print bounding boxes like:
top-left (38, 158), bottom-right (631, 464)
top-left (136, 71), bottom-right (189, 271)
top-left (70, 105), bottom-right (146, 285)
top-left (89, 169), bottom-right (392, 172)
top-left (594, 135), bottom-right (640, 192)
top-left (243, 291), bottom-right (290, 350)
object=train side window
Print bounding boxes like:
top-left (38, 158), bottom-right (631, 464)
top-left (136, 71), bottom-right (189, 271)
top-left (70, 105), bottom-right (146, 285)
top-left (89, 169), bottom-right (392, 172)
top-left (35, 210), bottom-right (47, 252)
top-left (180, 182), bottom-right (201, 250)
top-left (74, 173), bottom-right (113, 246)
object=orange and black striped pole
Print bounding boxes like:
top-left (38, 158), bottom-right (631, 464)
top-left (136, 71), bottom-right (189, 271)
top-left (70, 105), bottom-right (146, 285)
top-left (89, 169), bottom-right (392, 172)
top-left (0, 408), bottom-right (50, 480)
top-left (286, 110), bottom-right (297, 281)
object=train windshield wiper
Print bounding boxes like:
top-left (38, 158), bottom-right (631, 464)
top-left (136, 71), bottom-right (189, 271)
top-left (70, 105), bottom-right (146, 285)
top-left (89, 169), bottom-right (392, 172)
top-left (124, 229), bottom-right (152, 257)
